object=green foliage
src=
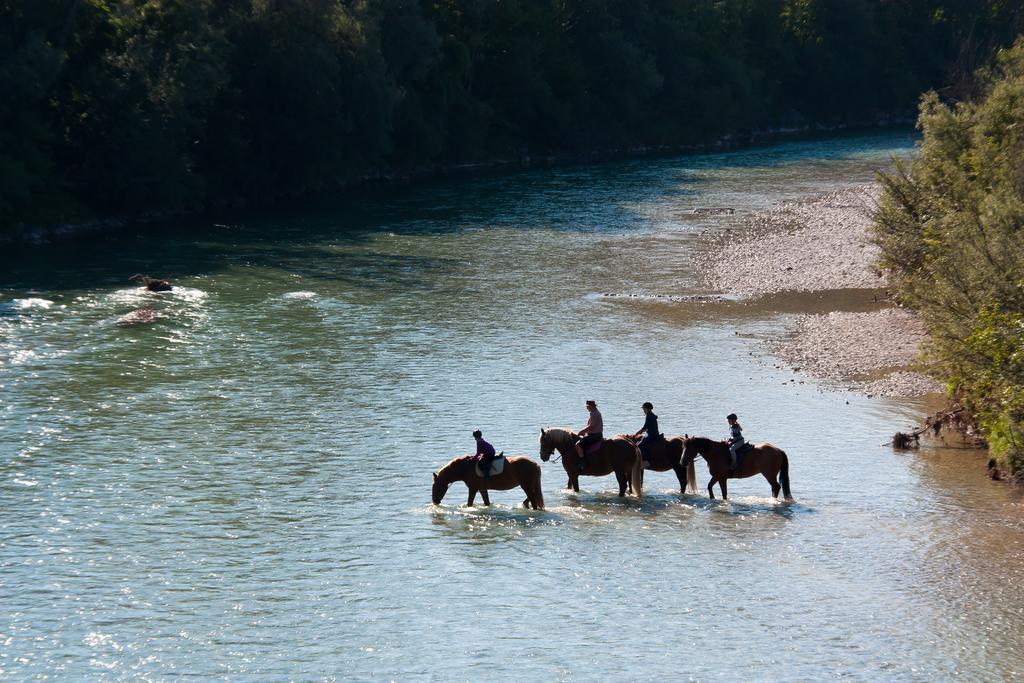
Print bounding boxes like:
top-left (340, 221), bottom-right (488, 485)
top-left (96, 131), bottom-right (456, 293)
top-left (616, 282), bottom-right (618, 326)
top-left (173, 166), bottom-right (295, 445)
top-left (962, 310), bottom-right (1024, 471)
top-left (874, 38), bottom-right (1024, 473)
top-left (2, 0), bottom-right (1023, 232)
top-left (66, 1), bottom-right (231, 211)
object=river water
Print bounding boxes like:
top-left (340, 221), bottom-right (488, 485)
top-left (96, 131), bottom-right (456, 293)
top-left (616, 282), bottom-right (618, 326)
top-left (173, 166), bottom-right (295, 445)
top-left (2, 132), bottom-right (1023, 680)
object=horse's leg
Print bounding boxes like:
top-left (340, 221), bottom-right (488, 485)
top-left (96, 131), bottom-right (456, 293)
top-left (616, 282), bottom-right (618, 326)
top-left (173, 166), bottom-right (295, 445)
top-left (720, 478), bottom-right (728, 500)
top-left (707, 476), bottom-right (717, 499)
top-left (764, 470), bottom-right (781, 498)
top-left (672, 464), bottom-right (686, 493)
top-left (615, 468), bottom-right (628, 497)
top-left (481, 489), bottom-right (491, 506)
top-left (571, 473), bottom-right (580, 493)
top-left (566, 477), bottom-right (572, 489)
top-left (467, 488), bottom-right (476, 506)
top-left (529, 474), bottom-right (545, 510)
top-left (523, 484), bottom-right (537, 509)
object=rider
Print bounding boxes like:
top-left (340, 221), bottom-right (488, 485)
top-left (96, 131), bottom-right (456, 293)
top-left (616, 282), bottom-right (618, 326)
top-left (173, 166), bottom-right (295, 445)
top-left (575, 400), bottom-right (603, 472)
top-left (727, 413), bottom-right (745, 473)
top-left (473, 430), bottom-right (497, 482)
top-left (633, 401), bottom-right (662, 468)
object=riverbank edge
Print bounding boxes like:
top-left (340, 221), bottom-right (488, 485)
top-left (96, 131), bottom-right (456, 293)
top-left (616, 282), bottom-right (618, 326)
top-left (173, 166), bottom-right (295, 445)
top-left (706, 184), bottom-right (942, 397)
top-left (5, 120), bottom-right (914, 246)
top-left (705, 183), bottom-right (1004, 476)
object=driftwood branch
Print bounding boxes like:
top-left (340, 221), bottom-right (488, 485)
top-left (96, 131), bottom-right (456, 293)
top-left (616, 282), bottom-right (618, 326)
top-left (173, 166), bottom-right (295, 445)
top-left (886, 408), bottom-right (967, 448)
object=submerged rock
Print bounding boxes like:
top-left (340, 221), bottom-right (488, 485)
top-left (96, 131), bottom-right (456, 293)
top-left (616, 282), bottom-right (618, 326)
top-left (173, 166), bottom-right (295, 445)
top-left (116, 307), bottom-right (158, 326)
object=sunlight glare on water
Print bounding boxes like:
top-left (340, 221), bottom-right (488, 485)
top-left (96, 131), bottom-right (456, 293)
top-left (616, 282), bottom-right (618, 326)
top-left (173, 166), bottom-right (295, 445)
top-left (2, 133), bottom-right (1023, 679)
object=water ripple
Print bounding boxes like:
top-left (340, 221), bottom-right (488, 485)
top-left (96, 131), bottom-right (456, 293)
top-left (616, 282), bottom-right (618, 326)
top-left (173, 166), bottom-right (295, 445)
top-left (2, 132), bottom-right (1022, 679)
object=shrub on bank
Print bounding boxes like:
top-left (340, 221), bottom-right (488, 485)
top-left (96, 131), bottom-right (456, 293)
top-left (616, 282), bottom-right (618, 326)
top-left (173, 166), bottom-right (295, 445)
top-left (874, 39), bottom-right (1024, 476)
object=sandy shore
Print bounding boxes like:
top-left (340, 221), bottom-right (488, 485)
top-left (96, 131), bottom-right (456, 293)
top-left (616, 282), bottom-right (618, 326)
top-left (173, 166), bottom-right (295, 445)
top-left (709, 184), bottom-right (942, 397)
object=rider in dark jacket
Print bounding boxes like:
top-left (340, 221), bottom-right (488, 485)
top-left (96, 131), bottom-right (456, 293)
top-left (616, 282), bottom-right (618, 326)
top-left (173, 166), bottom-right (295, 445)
top-left (727, 413), bottom-right (745, 472)
top-left (633, 402), bottom-right (662, 467)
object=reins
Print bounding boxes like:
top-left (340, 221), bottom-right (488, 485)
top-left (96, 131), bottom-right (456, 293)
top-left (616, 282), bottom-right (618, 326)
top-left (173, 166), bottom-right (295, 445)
top-left (541, 431), bottom-right (573, 464)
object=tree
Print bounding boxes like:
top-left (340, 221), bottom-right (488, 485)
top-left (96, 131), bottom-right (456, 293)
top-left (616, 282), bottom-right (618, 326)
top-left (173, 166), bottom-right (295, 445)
top-left (874, 39), bottom-right (1024, 475)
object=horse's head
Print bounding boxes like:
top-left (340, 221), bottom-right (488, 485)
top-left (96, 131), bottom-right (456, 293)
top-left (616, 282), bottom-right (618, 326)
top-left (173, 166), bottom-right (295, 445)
top-left (539, 428), bottom-right (554, 461)
top-left (431, 471), bottom-right (451, 505)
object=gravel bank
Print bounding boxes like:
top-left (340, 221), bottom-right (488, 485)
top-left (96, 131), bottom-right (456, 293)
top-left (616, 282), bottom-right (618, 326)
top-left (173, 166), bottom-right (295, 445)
top-left (764, 309), bottom-right (942, 397)
top-left (711, 185), bottom-right (885, 296)
top-left (710, 183), bottom-right (941, 397)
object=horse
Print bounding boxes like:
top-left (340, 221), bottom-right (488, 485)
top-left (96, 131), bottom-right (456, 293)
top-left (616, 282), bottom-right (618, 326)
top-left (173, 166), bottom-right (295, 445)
top-left (680, 436), bottom-right (792, 501)
top-left (623, 434), bottom-right (698, 494)
top-left (431, 455), bottom-right (545, 509)
top-left (538, 428), bottom-right (643, 497)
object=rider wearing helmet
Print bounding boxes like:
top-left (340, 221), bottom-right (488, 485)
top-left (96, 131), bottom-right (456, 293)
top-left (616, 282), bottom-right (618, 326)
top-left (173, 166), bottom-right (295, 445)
top-left (473, 430), bottom-right (497, 481)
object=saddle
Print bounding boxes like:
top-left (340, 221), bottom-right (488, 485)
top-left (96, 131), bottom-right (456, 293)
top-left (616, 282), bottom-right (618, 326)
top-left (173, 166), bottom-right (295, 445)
top-left (731, 442), bottom-right (754, 472)
top-left (627, 434), bottom-right (663, 445)
top-left (581, 439), bottom-right (603, 456)
top-left (474, 453), bottom-right (506, 478)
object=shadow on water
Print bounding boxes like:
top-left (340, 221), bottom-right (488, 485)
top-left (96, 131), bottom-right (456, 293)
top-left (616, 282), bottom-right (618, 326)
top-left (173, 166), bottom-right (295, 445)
top-left (427, 504), bottom-right (556, 544)
top-left (545, 487), bottom-right (814, 520)
top-left (0, 227), bottom-right (459, 294)
top-left (693, 496), bottom-right (814, 519)
top-left (0, 131), bottom-right (915, 294)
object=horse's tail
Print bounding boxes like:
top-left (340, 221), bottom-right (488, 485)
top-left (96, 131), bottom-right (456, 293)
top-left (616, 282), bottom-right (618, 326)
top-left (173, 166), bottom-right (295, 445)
top-left (779, 450), bottom-right (793, 500)
top-left (630, 445), bottom-right (644, 497)
top-left (526, 459), bottom-right (545, 510)
top-left (533, 463), bottom-right (546, 510)
top-left (687, 459), bottom-right (697, 494)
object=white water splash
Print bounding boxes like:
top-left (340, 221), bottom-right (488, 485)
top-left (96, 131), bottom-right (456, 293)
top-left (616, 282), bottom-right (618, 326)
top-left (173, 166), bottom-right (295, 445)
top-left (13, 298), bottom-right (53, 310)
top-left (283, 291), bottom-right (318, 300)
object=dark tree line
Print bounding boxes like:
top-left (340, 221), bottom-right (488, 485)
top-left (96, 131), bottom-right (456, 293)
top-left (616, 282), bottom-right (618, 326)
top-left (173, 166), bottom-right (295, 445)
top-left (3, 0), bottom-right (1023, 230)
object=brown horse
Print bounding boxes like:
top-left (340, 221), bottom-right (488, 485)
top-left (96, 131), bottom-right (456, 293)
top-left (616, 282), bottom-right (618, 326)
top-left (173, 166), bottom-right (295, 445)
top-left (680, 436), bottom-right (792, 500)
top-left (538, 428), bottom-right (643, 497)
top-left (623, 435), bottom-right (698, 494)
top-left (432, 455), bottom-right (545, 509)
